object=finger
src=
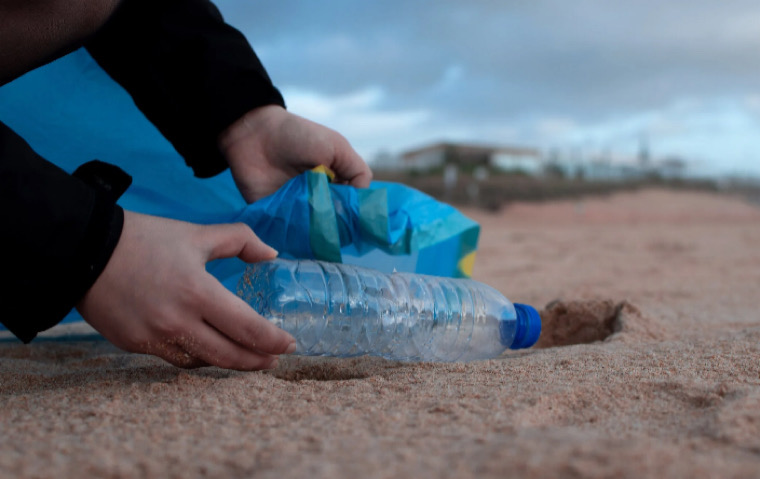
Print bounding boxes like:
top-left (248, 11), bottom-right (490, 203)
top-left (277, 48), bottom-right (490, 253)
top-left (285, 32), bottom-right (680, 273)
top-left (179, 321), bottom-right (280, 371)
top-left (202, 222), bottom-right (278, 263)
top-left (330, 134), bottom-right (373, 188)
top-left (200, 276), bottom-right (296, 356)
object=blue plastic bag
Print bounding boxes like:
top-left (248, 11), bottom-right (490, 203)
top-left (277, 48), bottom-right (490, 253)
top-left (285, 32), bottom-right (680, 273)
top-left (0, 49), bottom-right (479, 328)
top-left (238, 168), bottom-right (479, 277)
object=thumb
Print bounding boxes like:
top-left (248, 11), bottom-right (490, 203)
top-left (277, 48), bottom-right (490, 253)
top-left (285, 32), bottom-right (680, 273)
top-left (202, 223), bottom-right (278, 263)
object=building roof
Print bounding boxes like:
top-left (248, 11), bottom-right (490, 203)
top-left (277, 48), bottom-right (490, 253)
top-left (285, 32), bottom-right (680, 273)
top-left (401, 141), bottom-right (540, 161)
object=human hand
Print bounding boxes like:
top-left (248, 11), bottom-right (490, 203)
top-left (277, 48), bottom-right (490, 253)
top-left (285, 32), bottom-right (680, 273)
top-left (219, 105), bottom-right (372, 202)
top-left (76, 211), bottom-right (296, 370)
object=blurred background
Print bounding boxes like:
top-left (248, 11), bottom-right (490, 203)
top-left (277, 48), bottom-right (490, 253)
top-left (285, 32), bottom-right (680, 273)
top-left (218, 0), bottom-right (760, 207)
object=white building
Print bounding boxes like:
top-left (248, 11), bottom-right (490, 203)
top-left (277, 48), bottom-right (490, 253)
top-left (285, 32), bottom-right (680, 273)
top-left (401, 142), bottom-right (542, 175)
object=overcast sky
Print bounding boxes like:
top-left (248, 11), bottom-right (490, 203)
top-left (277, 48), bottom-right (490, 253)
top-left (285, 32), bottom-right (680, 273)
top-left (217, 1), bottom-right (760, 177)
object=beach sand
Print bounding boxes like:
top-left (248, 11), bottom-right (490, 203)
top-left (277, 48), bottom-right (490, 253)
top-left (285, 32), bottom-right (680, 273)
top-left (2, 188), bottom-right (760, 478)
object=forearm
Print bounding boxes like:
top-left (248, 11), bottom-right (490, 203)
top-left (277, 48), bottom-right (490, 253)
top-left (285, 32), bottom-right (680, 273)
top-left (85, 0), bottom-right (285, 178)
top-left (0, 121), bottom-right (128, 342)
top-left (0, 0), bottom-right (122, 86)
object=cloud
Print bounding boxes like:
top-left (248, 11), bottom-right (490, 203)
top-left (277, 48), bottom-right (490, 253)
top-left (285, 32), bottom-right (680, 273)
top-left (281, 87), bottom-right (760, 177)
top-left (746, 94), bottom-right (760, 114)
top-left (281, 86), bottom-right (432, 159)
top-left (538, 98), bottom-right (760, 177)
top-left (224, 0), bottom-right (760, 115)
top-left (534, 117), bottom-right (580, 140)
top-left (217, 0), bottom-right (760, 176)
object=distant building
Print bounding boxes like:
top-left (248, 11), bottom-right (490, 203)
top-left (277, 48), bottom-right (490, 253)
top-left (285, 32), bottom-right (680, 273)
top-left (654, 157), bottom-right (687, 179)
top-left (582, 154), bottom-right (644, 181)
top-left (370, 150), bottom-right (405, 171)
top-left (565, 153), bottom-right (689, 182)
top-left (401, 141), bottom-right (543, 175)
top-left (399, 141), bottom-right (689, 181)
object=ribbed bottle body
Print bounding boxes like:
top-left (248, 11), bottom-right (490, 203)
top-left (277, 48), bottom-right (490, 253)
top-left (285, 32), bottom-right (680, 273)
top-left (238, 259), bottom-right (523, 362)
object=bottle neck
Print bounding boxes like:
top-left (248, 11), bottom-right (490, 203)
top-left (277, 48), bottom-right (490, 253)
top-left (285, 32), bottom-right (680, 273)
top-left (506, 303), bottom-right (542, 349)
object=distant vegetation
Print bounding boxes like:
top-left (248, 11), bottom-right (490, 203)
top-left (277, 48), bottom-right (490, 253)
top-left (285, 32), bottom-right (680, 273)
top-left (373, 170), bottom-right (723, 211)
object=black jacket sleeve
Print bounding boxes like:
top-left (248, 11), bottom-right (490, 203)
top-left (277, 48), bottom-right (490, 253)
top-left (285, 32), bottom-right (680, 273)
top-left (85, 0), bottom-right (286, 178)
top-left (0, 122), bottom-right (127, 342)
top-left (1, 0), bottom-right (279, 341)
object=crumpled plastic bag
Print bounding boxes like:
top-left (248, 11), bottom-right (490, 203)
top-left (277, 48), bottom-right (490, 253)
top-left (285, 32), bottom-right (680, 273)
top-left (239, 167), bottom-right (479, 278)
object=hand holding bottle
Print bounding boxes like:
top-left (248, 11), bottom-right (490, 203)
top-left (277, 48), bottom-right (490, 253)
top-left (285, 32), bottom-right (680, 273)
top-left (77, 211), bottom-right (296, 370)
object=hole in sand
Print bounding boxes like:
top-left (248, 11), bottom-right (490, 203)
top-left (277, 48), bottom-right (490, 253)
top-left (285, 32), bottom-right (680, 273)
top-left (535, 299), bottom-right (660, 348)
top-left (272, 357), bottom-right (372, 382)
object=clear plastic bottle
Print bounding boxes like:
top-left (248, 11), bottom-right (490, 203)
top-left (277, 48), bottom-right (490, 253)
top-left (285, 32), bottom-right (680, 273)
top-left (237, 258), bottom-right (541, 362)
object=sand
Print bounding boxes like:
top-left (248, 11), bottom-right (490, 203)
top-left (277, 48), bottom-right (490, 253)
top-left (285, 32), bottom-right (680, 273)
top-left (2, 188), bottom-right (760, 478)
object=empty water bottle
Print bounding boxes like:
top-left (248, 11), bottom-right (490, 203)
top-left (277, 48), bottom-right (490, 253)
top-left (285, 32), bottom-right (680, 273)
top-left (237, 258), bottom-right (541, 362)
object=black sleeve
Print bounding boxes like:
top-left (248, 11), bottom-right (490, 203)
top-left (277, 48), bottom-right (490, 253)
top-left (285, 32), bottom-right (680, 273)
top-left (84, 0), bottom-right (286, 178)
top-left (0, 122), bottom-right (128, 342)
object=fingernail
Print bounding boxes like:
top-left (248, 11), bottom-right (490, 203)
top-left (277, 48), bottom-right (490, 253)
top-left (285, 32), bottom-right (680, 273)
top-left (269, 358), bottom-right (280, 370)
top-left (268, 246), bottom-right (279, 258)
top-left (286, 341), bottom-right (297, 354)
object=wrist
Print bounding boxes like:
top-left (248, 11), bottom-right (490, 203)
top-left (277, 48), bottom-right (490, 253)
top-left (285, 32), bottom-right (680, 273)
top-left (219, 105), bottom-right (287, 158)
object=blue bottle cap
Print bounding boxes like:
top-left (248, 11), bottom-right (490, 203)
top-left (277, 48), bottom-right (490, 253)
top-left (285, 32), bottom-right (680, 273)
top-left (510, 303), bottom-right (542, 349)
